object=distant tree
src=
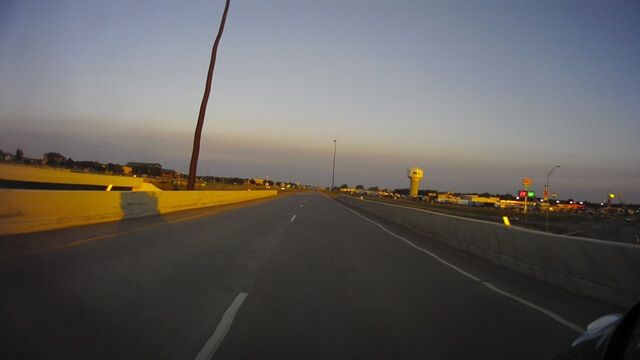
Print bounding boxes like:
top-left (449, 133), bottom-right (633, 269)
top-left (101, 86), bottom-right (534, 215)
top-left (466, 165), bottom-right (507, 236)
top-left (394, 188), bottom-right (409, 195)
top-left (340, 184), bottom-right (349, 189)
top-left (107, 163), bottom-right (123, 175)
top-left (368, 186), bottom-right (379, 191)
top-left (74, 160), bottom-right (101, 171)
top-left (134, 165), bottom-right (162, 177)
top-left (15, 149), bottom-right (23, 161)
top-left (132, 165), bottom-right (151, 176)
top-left (230, 177), bottom-right (245, 185)
top-left (355, 185), bottom-right (364, 190)
top-left (64, 158), bottom-right (75, 169)
top-left (44, 152), bottom-right (66, 167)
top-left (496, 193), bottom-right (516, 200)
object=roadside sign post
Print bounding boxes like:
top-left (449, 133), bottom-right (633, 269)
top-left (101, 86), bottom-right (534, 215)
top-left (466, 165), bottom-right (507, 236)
top-left (545, 165), bottom-right (560, 232)
top-left (523, 178), bottom-right (531, 223)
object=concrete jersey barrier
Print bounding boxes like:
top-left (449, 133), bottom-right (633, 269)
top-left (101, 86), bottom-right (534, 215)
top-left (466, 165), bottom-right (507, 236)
top-left (0, 163), bottom-right (145, 189)
top-left (0, 189), bottom-right (277, 236)
top-left (337, 195), bottom-right (640, 308)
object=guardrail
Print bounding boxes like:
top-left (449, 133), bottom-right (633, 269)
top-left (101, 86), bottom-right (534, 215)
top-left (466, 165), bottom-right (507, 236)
top-left (337, 195), bottom-right (640, 308)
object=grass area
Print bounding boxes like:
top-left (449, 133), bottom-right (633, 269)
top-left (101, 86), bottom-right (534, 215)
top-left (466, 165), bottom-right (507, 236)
top-left (322, 190), bottom-right (339, 199)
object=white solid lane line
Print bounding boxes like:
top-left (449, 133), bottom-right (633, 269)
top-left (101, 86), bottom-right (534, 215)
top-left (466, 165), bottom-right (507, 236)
top-left (195, 292), bottom-right (248, 360)
top-left (290, 215), bottom-right (297, 222)
top-left (334, 200), bottom-right (586, 334)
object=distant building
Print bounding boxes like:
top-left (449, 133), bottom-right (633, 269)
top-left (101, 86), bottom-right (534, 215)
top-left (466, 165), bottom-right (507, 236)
top-left (460, 194), bottom-right (500, 207)
top-left (340, 187), bottom-right (357, 194)
top-left (557, 202), bottom-right (586, 211)
top-left (161, 168), bottom-right (180, 178)
top-left (437, 192), bottom-right (460, 204)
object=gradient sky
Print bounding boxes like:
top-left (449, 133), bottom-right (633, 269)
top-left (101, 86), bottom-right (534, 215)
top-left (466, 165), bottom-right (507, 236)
top-left (1, 0), bottom-right (639, 203)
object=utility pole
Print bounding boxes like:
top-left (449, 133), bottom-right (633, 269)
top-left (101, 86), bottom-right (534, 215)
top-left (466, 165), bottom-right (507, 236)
top-left (523, 178), bottom-right (532, 223)
top-left (187, 0), bottom-right (231, 190)
top-left (331, 140), bottom-right (337, 192)
top-left (545, 165), bottom-right (560, 232)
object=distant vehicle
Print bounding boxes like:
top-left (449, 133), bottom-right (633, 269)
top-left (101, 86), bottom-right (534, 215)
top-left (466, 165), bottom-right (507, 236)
top-left (509, 216), bottom-right (519, 222)
top-left (553, 301), bottom-right (640, 359)
top-left (626, 218), bottom-right (632, 224)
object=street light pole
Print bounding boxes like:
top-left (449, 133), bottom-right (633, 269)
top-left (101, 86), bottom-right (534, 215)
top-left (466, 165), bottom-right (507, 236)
top-left (187, 0), bottom-right (231, 190)
top-left (331, 140), bottom-right (337, 192)
top-left (545, 165), bottom-right (560, 232)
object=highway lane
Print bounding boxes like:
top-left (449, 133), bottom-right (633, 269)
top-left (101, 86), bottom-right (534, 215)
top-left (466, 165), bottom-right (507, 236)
top-left (0, 191), bottom-right (622, 359)
top-left (0, 194), bottom-right (299, 359)
top-left (212, 192), bottom-right (620, 359)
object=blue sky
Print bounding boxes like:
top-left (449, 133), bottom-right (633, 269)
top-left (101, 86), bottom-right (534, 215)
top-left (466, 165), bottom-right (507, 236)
top-left (1, 0), bottom-right (639, 203)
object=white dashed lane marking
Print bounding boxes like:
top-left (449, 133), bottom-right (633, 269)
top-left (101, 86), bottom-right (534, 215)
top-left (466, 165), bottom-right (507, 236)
top-left (195, 292), bottom-right (248, 360)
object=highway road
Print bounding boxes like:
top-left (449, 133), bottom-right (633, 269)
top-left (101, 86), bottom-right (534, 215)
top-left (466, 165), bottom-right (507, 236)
top-left (574, 215), bottom-right (640, 244)
top-left (0, 191), bottom-right (623, 359)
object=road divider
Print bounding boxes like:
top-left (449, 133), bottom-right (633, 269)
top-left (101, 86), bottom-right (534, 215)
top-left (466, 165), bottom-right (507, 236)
top-left (0, 189), bottom-right (277, 235)
top-left (336, 195), bottom-right (640, 308)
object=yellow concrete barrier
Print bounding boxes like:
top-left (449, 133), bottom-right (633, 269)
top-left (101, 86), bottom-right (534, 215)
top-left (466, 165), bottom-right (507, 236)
top-left (0, 163), bottom-right (145, 189)
top-left (155, 190), bottom-right (277, 214)
top-left (0, 189), bottom-right (277, 236)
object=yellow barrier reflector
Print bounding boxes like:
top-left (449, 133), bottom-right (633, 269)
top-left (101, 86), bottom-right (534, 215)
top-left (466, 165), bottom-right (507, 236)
top-left (106, 184), bottom-right (113, 191)
top-left (502, 216), bottom-right (511, 226)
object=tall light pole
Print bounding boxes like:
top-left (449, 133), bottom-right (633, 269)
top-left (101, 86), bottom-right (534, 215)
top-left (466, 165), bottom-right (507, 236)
top-left (331, 140), bottom-right (337, 192)
top-left (545, 165), bottom-right (560, 232)
top-left (187, 0), bottom-right (231, 190)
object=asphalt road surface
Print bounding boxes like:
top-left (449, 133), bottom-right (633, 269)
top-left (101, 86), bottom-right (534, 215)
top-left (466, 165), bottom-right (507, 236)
top-left (0, 191), bottom-right (624, 359)
top-left (574, 215), bottom-right (640, 244)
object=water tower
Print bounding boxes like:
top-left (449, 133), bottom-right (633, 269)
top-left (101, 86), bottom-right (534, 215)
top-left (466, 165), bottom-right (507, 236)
top-left (407, 167), bottom-right (424, 197)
